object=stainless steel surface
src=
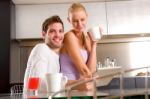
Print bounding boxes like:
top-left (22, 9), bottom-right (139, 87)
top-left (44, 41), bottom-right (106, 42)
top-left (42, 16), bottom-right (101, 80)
top-left (97, 39), bottom-right (150, 76)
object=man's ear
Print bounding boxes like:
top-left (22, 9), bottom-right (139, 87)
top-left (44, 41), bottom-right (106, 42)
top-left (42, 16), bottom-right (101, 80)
top-left (67, 17), bottom-right (70, 23)
top-left (42, 31), bottom-right (46, 39)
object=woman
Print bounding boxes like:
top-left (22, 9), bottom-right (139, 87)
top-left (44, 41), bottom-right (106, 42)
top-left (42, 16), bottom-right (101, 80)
top-left (60, 3), bottom-right (97, 90)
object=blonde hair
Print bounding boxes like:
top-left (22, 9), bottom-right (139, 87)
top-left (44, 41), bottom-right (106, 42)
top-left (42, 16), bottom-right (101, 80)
top-left (68, 3), bottom-right (87, 17)
top-left (68, 3), bottom-right (90, 51)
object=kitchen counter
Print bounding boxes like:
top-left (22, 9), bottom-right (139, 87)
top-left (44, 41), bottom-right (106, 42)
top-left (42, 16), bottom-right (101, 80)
top-left (1, 88), bottom-right (149, 99)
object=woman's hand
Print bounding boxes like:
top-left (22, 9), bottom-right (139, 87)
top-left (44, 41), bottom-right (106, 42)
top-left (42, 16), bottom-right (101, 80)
top-left (87, 32), bottom-right (98, 48)
top-left (65, 78), bottom-right (94, 91)
top-left (77, 77), bottom-right (94, 91)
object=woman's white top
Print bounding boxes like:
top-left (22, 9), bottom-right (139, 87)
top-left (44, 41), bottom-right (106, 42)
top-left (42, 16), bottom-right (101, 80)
top-left (23, 43), bottom-right (60, 93)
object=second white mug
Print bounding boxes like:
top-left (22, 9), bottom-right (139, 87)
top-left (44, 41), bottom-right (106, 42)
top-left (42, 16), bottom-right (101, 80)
top-left (45, 73), bottom-right (68, 93)
top-left (88, 26), bottom-right (102, 41)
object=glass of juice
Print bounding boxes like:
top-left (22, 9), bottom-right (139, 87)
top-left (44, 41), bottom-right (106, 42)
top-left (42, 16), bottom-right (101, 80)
top-left (28, 70), bottom-right (40, 96)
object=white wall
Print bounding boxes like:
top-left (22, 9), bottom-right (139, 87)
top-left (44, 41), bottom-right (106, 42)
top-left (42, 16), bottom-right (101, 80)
top-left (15, 2), bottom-right (107, 39)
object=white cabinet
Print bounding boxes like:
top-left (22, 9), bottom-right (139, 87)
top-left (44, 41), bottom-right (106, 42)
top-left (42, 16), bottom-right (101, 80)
top-left (106, 0), bottom-right (150, 35)
top-left (15, 1), bottom-right (150, 38)
top-left (15, 4), bottom-right (70, 39)
top-left (15, 2), bottom-right (107, 39)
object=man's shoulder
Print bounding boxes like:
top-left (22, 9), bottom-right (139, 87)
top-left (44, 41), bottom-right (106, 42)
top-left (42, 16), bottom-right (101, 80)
top-left (31, 43), bottom-right (49, 53)
top-left (34, 43), bottom-right (47, 49)
top-left (31, 43), bottom-right (58, 57)
top-left (35, 43), bottom-right (46, 47)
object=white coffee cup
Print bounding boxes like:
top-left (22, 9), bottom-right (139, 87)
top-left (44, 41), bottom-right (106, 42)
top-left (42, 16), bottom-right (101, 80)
top-left (46, 73), bottom-right (68, 93)
top-left (88, 26), bottom-right (102, 41)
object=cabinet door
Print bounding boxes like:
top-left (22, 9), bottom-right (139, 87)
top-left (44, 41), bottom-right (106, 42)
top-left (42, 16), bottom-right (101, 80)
top-left (15, 4), bottom-right (70, 39)
top-left (106, 0), bottom-right (150, 35)
top-left (15, 2), bottom-right (107, 39)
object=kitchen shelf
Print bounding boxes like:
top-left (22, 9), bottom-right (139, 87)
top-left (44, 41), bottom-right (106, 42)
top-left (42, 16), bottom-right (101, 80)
top-left (98, 34), bottom-right (150, 43)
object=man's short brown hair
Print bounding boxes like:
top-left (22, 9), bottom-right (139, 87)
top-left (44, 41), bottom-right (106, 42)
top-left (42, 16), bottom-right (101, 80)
top-left (42, 15), bottom-right (64, 32)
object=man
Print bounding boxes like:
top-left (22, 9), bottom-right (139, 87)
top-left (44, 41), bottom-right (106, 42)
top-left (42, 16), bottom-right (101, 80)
top-left (23, 15), bottom-right (64, 93)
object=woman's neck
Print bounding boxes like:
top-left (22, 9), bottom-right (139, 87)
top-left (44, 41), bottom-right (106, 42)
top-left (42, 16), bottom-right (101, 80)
top-left (72, 30), bottom-right (86, 49)
top-left (72, 30), bottom-right (83, 39)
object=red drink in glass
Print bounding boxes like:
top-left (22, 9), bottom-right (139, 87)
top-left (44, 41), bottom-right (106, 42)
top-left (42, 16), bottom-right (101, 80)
top-left (28, 77), bottom-right (40, 90)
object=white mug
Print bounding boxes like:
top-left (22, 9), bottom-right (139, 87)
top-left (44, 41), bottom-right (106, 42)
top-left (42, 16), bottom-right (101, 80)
top-left (88, 26), bottom-right (102, 41)
top-left (46, 73), bottom-right (68, 93)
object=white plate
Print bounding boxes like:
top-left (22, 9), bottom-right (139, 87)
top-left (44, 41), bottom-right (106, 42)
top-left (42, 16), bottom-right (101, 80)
top-left (96, 67), bottom-right (121, 86)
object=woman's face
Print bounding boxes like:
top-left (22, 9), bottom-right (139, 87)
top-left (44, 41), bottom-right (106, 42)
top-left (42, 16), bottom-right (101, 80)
top-left (69, 10), bottom-right (87, 33)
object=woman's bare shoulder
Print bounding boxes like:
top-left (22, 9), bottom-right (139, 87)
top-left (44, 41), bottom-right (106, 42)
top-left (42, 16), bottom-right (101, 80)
top-left (65, 30), bottom-right (75, 37)
top-left (64, 30), bottom-right (77, 41)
